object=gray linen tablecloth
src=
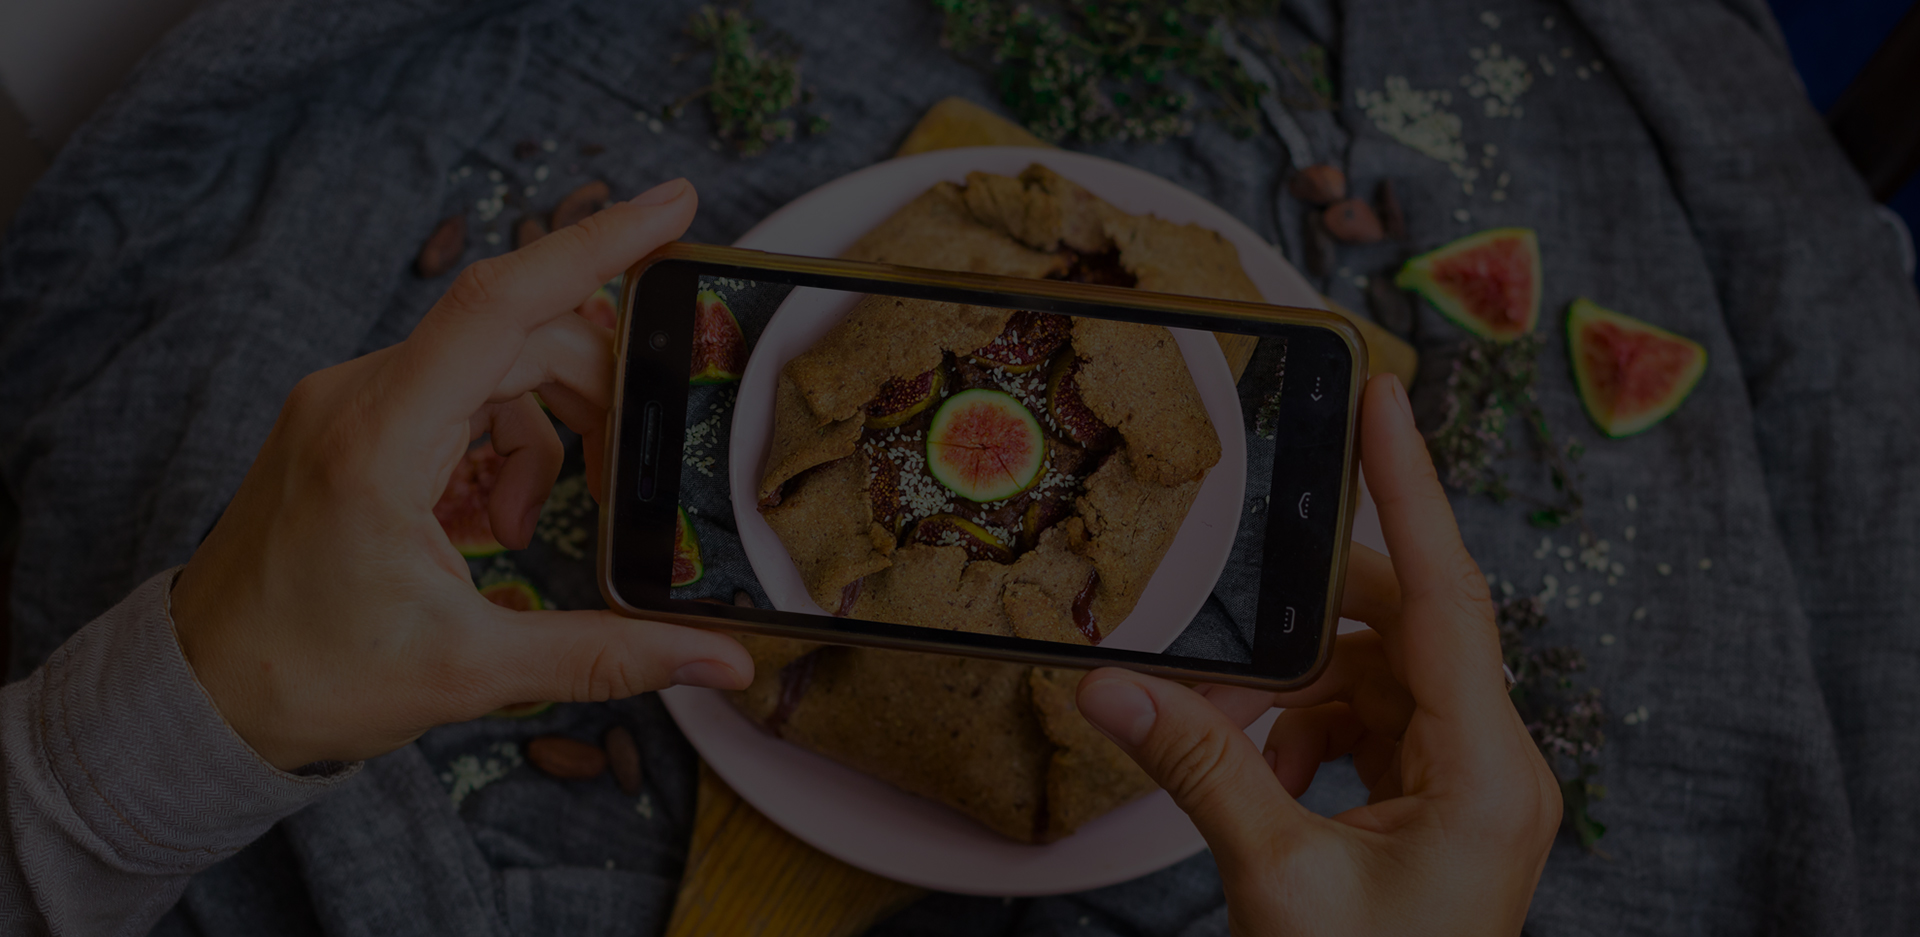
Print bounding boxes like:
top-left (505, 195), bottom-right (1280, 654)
top-left (1, 0), bottom-right (1915, 933)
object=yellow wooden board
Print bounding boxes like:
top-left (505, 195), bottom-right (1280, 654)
top-left (666, 764), bottom-right (923, 937)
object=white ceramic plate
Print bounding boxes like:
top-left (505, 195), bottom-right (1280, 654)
top-left (662, 147), bottom-right (1380, 896)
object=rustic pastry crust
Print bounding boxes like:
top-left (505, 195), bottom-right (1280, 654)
top-left (1069, 316), bottom-right (1222, 486)
top-left (1029, 667), bottom-right (1156, 840)
top-left (761, 452), bottom-right (894, 612)
top-left (1103, 212), bottom-right (1264, 302)
top-left (1060, 449), bottom-right (1206, 628)
top-left (730, 635), bottom-right (1154, 843)
top-left (844, 181), bottom-right (1068, 279)
top-left (783, 295), bottom-right (1009, 426)
top-left (766, 646), bottom-right (1055, 842)
top-left (758, 372), bottom-right (863, 506)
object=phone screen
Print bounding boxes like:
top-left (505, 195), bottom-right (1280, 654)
top-left (608, 256), bottom-right (1358, 686)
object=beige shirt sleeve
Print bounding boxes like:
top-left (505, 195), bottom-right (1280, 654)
top-left (0, 569), bottom-right (360, 935)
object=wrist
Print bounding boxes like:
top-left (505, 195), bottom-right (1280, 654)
top-left (169, 563), bottom-right (312, 771)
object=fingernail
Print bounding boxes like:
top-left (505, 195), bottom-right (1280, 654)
top-left (631, 178), bottom-right (690, 206)
top-left (1387, 374), bottom-right (1413, 424)
top-left (671, 659), bottom-right (741, 689)
top-left (1079, 679), bottom-right (1157, 747)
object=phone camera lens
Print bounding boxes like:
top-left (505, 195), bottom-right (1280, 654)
top-left (648, 331), bottom-right (669, 350)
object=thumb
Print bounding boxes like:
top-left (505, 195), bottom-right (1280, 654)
top-left (1078, 669), bottom-right (1308, 867)
top-left (474, 608), bottom-right (754, 705)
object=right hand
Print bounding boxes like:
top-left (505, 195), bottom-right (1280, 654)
top-left (1077, 373), bottom-right (1560, 934)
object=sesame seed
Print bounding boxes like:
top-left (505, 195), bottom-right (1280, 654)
top-left (1564, 560), bottom-right (1575, 572)
top-left (1455, 209), bottom-right (1472, 223)
top-left (1600, 633), bottom-right (1615, 645)
top-left (1624, 525), bottom-right (1636, 541)
top-left (1543, 16), bottom-right (1555, 28)
top-left (487, 169), bottom-right (502, 182)
top-left (1610, 562), bottom-right (1626, 576)
top-left (1626, 493), bottom-right (1638, 511)
top-left (1698, 558), bottom-right (1713, 571)
top-left (534, 165), bottom-right (550, 181)
top-left (1632, 607), bottom-right (1647, 621)
top-left (484, 231), bottom-right (501, 245)
top-left (1657, 563), bottom-right (1672, 575)
top-left (1557, 545), bottom-right (1574, 558)
top-left (1480, 10), bottom-right (1500, 28)
top-left (1566, 597), bottom-right (1580, 610)
top-left (1589, 591), bottom-right (1603, 605)
top-left (542, 139), bottom-right (557, 152)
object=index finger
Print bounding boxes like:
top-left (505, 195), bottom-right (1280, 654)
top-left (382, 179), bottom-right (697, 430)
top-left (1358, 374), bottom-right (1509, 732)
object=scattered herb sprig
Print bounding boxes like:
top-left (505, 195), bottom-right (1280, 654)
top-left (1432, 334), bottom-right (1609, 849)
top-left (932, 0), bottom-right (1325, 144)
top-left (1427, 334), bottom-right (1588, 534)
top-left (1498, 592), bottom-right (1610, 852)
top-left (673, 5), bottom-right (818, 156)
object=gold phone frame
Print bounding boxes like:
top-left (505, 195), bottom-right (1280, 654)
top-left (596, 242), bottom-right (1367, 691)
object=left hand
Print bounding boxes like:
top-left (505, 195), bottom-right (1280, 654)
top-left (170, 178), bottom-right (753, 771)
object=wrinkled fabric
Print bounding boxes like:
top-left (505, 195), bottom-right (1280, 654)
top-left (0, 0), bottom-right (1913, 933)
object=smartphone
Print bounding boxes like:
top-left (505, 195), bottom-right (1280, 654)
top-left (597, 243), bottom-right (1364, 691)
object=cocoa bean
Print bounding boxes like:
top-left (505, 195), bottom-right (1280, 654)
top-left (527, 736), bottom-right (607, 780)
top-left (1303, 211), bottom-right (1335, 278)
top-left (1366, 274), bottom-right (1416, 337)
top-left (604, 725), bottom-right (644, 796)
top-left (551, 180), bottom-right (611, 230)
top-left (414, 215), bottom-right (466, 278)
top-left (1287, 164), bottom-right (1347, 205)
top-left (1375, 179), bottom-right (1408, 242)
top-left (1323, 199), bottom-right (1385, 244)
top-left (515, 215), bottom-right (549, 249)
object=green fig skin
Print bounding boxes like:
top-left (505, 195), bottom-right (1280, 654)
top-left (1566, 298), bottom-right (1707, 439)
top-left (1396, 227), bottom-right (1542, 342)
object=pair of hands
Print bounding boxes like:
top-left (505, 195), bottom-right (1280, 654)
top-left (169, 181), bottom-right (1556, 931)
